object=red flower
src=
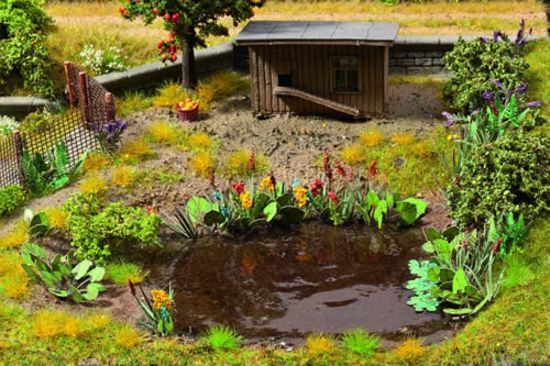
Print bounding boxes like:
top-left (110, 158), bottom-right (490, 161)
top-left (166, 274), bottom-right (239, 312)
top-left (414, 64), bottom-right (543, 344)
top-left (310, 178), bottom-right (323, 197)
top-left (248, 151), bottom-right (256, 172)
top-left (232, 182), bottom-right (245, 195)
top-left (369, 160), bottom-right (378, 179)
top-left (328, 191), bottom-right (338, 203)
top-left (335, 160), bottom-right (346, 177)
top-left (145, 205), bottom-right (158, 215)
top-left (347, 167), bottom-right (354, 182)
top-left (323, 153), bottom-right (333, 183)
top-left (164, 13), bottom-right (172, 21)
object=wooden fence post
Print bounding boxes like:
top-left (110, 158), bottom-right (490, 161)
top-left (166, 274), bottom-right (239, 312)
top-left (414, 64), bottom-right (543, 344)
top-left (12, 130), bottom-right (25, 185)
top-left (64, 62), bottom-right (76, 107)
top-left (78, 71), bottom-right (90, 129)
top-left (104, 92), bottom-right (115, 122)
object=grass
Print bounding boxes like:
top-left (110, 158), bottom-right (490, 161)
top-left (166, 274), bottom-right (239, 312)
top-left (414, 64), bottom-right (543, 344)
top-left (524, 39), bottom-right (550, 127)
top-left (222, 149), bottom-right (270, 178)
top-left (116, 91), bottom-right (153, 117)
top-left (79, 174), bottom-right (108, 195)
top-left (202, 325), bottom-right (243, 351)
top-left (106, 261), bottom-right (147, 285)
top-left (110, 166), bottom-right (138, 189)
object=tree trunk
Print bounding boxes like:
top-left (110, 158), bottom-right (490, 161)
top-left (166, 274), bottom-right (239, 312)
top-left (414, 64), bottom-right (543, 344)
top-left (181, 38), bottom-right (197, 90)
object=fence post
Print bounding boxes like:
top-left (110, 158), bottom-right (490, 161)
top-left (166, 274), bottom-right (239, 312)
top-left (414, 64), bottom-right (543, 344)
top-left (78, 71), bottom-right (90, 129)
top-left (12, 130), bottom-right (25, 185)
top-left (64, 62), bottom-right (76, 107)
top-left (105, 92), bottom-right (115, 122)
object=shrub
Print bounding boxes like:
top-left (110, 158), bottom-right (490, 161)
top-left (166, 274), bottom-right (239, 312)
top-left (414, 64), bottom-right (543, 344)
top-left (444, 32), bottom-right (528, 113)
top-left (447, 132), bottom-right (549, 226)
top-left (0, 0), bottom-right (54, 96)
top-left (189, 151), bottom-right (216, 178)
top-left (106, 262), bottom-right (146, 285)
top-left (222, 149), bottom-right (270, 178)
top-left (0, 185), bottom-right (25, 217)
top-left (79, 44), bottom-right (127, 75)
top-left (0, 115), bottom-right (17, 136)
top-left (64, 193), bottom-right (160, 263)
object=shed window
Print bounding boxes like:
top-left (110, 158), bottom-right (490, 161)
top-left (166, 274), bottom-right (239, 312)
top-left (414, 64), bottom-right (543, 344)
top-left (332, 57), bottom-right (359, 92)
top-left (278, 74), bottom-right (292, 87)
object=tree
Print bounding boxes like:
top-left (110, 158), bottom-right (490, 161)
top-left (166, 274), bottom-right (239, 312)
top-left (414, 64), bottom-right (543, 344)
top-left (119, 0), bottom-right (264, 90)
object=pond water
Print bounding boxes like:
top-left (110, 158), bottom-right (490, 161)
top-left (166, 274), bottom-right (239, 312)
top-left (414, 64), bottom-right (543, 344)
top-left (149, 223), bottom-right (454, 345)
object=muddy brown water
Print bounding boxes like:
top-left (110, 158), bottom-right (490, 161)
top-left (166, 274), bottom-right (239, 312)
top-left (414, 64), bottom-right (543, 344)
top-left (149, 223), bottom-right (455, 346)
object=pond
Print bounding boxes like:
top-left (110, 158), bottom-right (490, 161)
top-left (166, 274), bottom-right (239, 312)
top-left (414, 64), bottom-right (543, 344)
top-left (149, 223), bottom-right (454, 345)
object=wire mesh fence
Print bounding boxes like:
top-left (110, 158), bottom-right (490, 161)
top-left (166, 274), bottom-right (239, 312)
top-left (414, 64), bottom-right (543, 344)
top-left (0, 63), bottom-right (115, 189)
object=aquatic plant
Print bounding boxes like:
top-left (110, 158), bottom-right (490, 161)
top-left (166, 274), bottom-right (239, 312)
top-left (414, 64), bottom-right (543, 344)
top-left (202, 325), bottom-right (243, 351)
top-left (162, 206), bottom-right (198, 240)
top-left (341, 329), bottom-right (380, 358)
top-left (129, 281), bottom-right (174, 337)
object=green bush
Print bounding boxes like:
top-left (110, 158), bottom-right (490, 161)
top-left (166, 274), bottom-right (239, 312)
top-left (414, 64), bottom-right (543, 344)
top-left (443, 36), bottom-right (527, 113)
top-left (447, 132), bottom-right (550, 226)
top-left (0, 0), bottom-right (54, 96)
top-left (64, 193), bottom-right (161, 264)
top-left (0, 185), bottom-right (25, 217)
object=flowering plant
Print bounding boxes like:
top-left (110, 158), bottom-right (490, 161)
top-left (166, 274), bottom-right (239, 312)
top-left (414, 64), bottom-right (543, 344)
top-left (129, 281), bottom-right (175, 336)
top-left (94, 119), bottom-right (128, 155)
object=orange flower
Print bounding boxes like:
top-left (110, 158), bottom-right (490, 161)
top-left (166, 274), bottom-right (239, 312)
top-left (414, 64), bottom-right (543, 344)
top-left (151, 289), bottom-right (173, 310)
top-left (259, 176), bottom-right (274, 192)
top-left (240, 192), bottom-right (252, 209)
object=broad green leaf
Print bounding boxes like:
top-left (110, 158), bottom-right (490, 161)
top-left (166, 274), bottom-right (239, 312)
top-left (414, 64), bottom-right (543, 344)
top-left (395, 198), bottom-right (428, 225)
top-left (452, 268), bottom-right (468, 294)
top-left (186, 197), bottom-right (212, 223)
top-left (204, 210), bottom-right (226, 226)
top-left (422, 241), bottom-right (435, 253)
top-left (279, 206), bottom-right (305, 225)
top-left (87, 267), bottom-right (105, 282)
top-left (72, 260), bottom-right (93, 280)
top-left (443, 307), bottom-right (472, 315)
top-left (263, 201), bottom-right (278, 222)
top-left (83, 283), bottom-right (105, 301)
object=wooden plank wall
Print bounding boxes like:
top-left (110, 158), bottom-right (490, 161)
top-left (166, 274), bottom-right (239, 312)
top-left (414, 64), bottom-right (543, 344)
top-left (249, 44), bottom-right (387, 116)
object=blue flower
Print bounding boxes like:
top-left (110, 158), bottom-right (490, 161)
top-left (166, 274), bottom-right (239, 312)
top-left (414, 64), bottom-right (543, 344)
top-left (160, 306), bottom-right (169, 321)
top-left (220, 206), bottom-right (230, 218)
top-left (291, 178), bottom-right (301, 188)
top-left (213, 191), bottom-right (222, 201)
top-left (482, 90), bottom-right (495, 102)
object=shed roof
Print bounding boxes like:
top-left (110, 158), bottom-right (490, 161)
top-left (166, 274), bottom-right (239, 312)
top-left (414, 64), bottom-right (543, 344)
top-left (235, 21), bottom-right (399, 46)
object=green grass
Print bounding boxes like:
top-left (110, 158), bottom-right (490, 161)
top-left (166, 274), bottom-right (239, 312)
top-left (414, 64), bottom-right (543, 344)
top-left (116, 91), bottom-right (153, 117)
top-left (202, 325), bottom-right (243, 351)
top-left (524, 39), bottom-right (550, 132)
top-left (106, 261), bottom-right (147, 285)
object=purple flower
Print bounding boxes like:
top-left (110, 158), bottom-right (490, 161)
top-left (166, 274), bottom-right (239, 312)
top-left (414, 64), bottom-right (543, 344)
top-left (95, 118), bottom-right (128, 154)
top-left (482, 90), bottom-right (495, 102)
top-left (442, 111), bottom-right (455, 128)
top-left (516, 81), bottom-right (528, 96)
top-left (491, 79), bottom-right (503, 89)
top-left (493, 30), bottom-right (503, 42)
top-left (479, 36), bottom-right (487, 44)
top-left (524, 101), bottom-right (543, 108)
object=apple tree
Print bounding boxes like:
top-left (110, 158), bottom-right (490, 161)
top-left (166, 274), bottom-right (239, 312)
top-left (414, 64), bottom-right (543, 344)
top-left (119, 0), bottom-right (264, 90)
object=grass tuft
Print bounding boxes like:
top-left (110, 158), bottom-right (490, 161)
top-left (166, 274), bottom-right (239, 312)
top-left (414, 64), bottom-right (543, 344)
top-left (106, 261), bottom-right (147, 285)
top-left (359, 128), bottom-right (385, 147)
top-left (116, 91), bottom-right (153, 117)
top-left (119, 137), bottom-right (156, 163)
top-left (202, 325), bottom-right (243, 351)
top-left (222, 149), bottom-right (270, 178)
top-left (111, 166), bottom-right (138, 189)
top-left (305, 334), bottom-right (338, 357)
top-left (341, 329), bottom-right (379, 358)
top-left (42, 207), bottom-right (69, 230)
top-left (0, 221), bottom-right (29, 250)
top-left (189, 152), bottom-right (216, 178)
top-left (79, 174), bottom-right (108, 195)
top-left (114, 325), bottom-right (144, 349)
top-left (394, 338), bottom-right (425, 363)
top-left (153, 82), bottom-right (190, 110)
top-left (390, 132), bottom-right (415, 146)
top-left (146, 120), bottom-right (185, 146)
top-left (83, 151), bottom-right (111, 174)
top-left (187, 131), bottom-right (215, 152)
top-left (0, 251), bottom-right (29, 299)
top-left (340, 143), bottom-right (366, 166)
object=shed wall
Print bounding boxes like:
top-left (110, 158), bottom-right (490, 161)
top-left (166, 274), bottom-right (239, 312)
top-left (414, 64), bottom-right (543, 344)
top-left (249, 44), bottom-right (387, 116)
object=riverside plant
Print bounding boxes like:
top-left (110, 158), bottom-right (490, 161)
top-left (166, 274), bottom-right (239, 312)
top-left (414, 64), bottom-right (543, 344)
top-left (129, 281), bottom-right (175, 336)
top-left (167, 156), bottom-right (427, 236)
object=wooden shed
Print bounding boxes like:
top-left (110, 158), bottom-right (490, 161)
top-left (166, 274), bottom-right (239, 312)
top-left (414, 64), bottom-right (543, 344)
top-left (235, 21), bottom-right (399, 119)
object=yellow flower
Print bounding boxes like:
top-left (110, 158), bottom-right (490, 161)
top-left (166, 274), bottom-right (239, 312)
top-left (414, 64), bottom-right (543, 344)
top-left (259, 176), bottom-right (274, 192)
top-left (151, 289), bottom-right (173, 310)
top-left (240, 192), bottom-right (252, 209)
top-left (447, 134), bottom-right (453, 141)
top-left (294, 186), bottom-right (308, 208)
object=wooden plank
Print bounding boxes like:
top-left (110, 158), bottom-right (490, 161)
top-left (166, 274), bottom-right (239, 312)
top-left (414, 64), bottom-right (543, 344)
top-left (271, 47), bottom-right (280, 112)
top-left (376, 47), bottom-right (383, 114)
top-left (249, 48), bottom-right (259, 112)
top-left (368, 46), bottom-right (375, 114)
top-left (264, 46), bottom-right (272, 112)
top-left (383, 45), bottom-right (389, 113)
top-left (274, 86), bottom-right (362, 118)
top-left (300, 46), bottom-right (310, 114)
top-left (257, 46), bottom-right (266, 113)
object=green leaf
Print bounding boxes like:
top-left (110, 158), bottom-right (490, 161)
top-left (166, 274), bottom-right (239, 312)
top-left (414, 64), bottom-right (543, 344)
top-left (48, 288), bottom-right (69, 298)
top-left (263, 201), bottom-right (278, 222)
top-left (395, 198), bottom-right (427, 225)
top-left (87, 267), bottom-right (105, 282)
top-left (278, 206), bottom-right (305, 225)
top-left (366, 190), bottom-right (379, 207)
top-left (186, 197), bottom-right (212, 223)
top-left (443, 307), bottom-right (472, 315)
top-left (251, 193), bottom-right (270, 218)
top-left (452, 268), bottom-right (468, 294)
top-left (72, 260), bottom-right (93, 281)
top-left (204, 210), bottom-right (226, 226)
top-left (422, 241), bottom-right (435, 253)
top-left (83, 283), bottom-right (105, 301)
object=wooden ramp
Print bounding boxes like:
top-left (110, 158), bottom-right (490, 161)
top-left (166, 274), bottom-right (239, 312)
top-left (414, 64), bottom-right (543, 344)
top-left (273, 86), bottom-right (362, 118)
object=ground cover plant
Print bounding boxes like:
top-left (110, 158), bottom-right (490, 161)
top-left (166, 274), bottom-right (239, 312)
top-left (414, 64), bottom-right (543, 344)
top-left (0, 9), bottom-right (548, 366)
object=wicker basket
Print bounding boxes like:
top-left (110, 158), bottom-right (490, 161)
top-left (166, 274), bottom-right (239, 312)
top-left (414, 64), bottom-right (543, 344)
top-left (176, 103), bottom-right (199, 122)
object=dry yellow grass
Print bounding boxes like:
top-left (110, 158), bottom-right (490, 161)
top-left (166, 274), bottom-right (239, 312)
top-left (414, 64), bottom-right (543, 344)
top-left (340, 143), bottom-right (366, 166)
top-left (146, 120), bottom-right (184, 145)
top-left (359, 128), bottom-right (385, 147)
top-left (0, 251), bottom-right (29, 300)
top-left (305, 334), bottom-right (338, 357)
top-left (83, 151), bottom-right (110, 173)
top-left (391, 132), bottom-right (415, 146)
top-left (0, 221), bottom-right (29, 250)
top-left (43, 207), bottom-right (69, 230)
top-left (31, 309), bottom-right (86, 339)
top-left (114, 326), bottom-right (144, 349)
top-left (119, 138), bottom-right (155, 163)
top-left (110, 166), bottom-right (137, 189)
top-left (189, 151), bottom-right (216, 178)
top-left (79, 174), bottom-right (108, 195)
